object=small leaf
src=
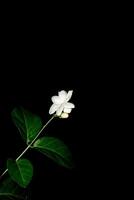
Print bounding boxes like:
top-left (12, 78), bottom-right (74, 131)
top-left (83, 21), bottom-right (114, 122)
top-left (0, 177), bottom-right (26, 199)
top-left (11, 107), bottom-right (42, 144)
top-left (33, 137), bottom-right (74, 168)
top-left (7, 159), bottom-right (33, 188)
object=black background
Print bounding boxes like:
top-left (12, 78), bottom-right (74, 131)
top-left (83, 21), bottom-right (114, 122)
top-left (0, 24), bottom-right (86, 198)
top-left (0, 9), bottom-right (117, 198)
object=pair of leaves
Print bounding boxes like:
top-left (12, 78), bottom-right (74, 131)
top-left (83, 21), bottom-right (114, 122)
top-left (12, 107), bottom-right (74, 169)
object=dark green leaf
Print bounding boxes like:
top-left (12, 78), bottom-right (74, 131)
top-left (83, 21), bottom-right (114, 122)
top-left (33, 137), bottom-right (74, 168)
top-left (11, 107), bottom-right (42, 144)
top-left (0, 176), bottom-right (26, 200)
top-left (7, 159), bottom-right (33, 188)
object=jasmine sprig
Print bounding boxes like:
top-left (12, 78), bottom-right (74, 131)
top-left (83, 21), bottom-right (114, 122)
top-left (0, 90), bottom-right (75, 190)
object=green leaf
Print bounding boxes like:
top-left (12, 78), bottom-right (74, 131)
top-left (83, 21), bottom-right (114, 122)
top-left (0, 177), bottom-right (26, 200)
top-left (7, 159), bottom-right (33, 188)
top-left (33, 137), bottom-right (74, 168)
top-left (11, 107), bottom-right (42, 144)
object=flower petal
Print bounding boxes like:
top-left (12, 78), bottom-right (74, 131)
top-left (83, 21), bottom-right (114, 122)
top-left (56, 104), bottom-right (64, 116)
top-left (64, 102), bottom-right (75, 109)
top-left (58, 90), bottom-right (67, 102)
top-left (66, 90), bottom-right (73, 101)
top-left (49, 103), bottom-right (60, 114)
top-left (51, 96), bottom-right (62, 104)
top-left (64, 108), bottom-right (72, 113)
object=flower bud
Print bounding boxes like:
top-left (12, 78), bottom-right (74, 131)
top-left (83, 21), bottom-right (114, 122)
top-left (60, 112), bottom-right (69, 118)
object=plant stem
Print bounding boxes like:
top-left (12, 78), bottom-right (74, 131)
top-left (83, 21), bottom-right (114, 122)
top-left (0, 115), bottom-right (55, 179)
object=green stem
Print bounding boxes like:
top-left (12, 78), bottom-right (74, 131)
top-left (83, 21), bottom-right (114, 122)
top-left (0, 115), bottom-right (55, 179)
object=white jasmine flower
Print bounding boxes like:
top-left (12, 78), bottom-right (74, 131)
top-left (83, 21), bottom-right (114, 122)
top-left (49, 90), bottom-right (75, 117)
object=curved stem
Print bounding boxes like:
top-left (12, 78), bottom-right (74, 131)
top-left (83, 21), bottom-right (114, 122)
top-left (0, 115), bottom-right (55, 179)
